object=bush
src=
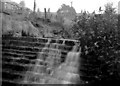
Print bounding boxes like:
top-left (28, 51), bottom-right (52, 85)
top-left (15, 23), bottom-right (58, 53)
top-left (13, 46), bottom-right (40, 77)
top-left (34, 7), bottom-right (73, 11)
top-left (69, 3), bottom-right (120, 85)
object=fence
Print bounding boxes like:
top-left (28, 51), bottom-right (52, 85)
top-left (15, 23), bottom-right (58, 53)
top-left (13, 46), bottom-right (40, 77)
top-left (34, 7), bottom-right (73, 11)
top-left (1, 36), bottom-right (81, 85)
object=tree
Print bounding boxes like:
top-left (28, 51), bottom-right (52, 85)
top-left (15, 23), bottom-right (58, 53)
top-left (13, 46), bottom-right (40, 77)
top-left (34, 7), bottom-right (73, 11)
top-left (19, 0), bottom-right (25, 7)
top-left (57, 4), bottom-right (76, 20)
top-left (56, 4), bottom-right (76, 25)
top-left (69, 3), bottom-right (119, 85)
top-left (104, 3), bottom-right (116, 14)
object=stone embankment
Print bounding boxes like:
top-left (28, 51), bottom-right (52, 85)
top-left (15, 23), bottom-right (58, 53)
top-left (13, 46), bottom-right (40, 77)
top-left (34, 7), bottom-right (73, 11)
top-left (2, 36), bottom-right (81, 85)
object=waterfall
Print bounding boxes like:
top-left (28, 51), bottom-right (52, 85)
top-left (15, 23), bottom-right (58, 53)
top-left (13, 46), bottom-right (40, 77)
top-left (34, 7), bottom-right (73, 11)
top-left (23, 38), bottom-right (80, 84)
top-left (23, 38), bottom-right (62, 84)
top-left (23, 39), bottom-right (51, 84)
top-left (61, 52), bottom-right (81, 84)
top-left (50, 44), bottom-right (81, 84)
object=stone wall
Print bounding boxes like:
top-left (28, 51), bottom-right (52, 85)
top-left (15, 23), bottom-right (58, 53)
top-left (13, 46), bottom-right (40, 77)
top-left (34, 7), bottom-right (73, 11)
top-left (2, 36), bottom-right (80, 85)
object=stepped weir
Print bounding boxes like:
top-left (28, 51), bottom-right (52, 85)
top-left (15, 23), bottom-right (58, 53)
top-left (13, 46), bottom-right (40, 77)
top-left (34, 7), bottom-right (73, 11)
top-left (2, 36), bottom-right (81, 85)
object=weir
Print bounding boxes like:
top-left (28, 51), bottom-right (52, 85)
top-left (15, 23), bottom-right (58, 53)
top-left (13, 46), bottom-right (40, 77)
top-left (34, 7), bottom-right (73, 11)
top-left (2, 36), bottom-right (81, 85)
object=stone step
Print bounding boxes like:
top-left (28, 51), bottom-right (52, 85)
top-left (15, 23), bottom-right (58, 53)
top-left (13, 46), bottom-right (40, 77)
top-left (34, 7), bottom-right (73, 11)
top-left (63, 72), bottom-right (80, 83)
top-left (59, 64), bottom-right (79, 74)
top-left (23, 72), bottom-right (45, 84)
top-left (65, 52), bottom-right (80, 64)
top-left (46, 77), bottom-right (62, 84)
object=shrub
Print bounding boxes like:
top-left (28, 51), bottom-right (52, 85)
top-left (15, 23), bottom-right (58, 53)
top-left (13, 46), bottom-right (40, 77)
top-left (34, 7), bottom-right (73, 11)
top-left (70, 3), bottom-right (120, 85)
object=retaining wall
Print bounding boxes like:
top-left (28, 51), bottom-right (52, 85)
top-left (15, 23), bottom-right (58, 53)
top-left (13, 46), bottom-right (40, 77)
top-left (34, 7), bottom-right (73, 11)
top-left (2, 36), bottom-right (80, 85)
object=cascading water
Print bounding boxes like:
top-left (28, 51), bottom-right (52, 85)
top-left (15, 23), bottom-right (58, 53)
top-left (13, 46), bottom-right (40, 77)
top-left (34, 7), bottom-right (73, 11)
top-left (20, 38), bottom-right (81, 85)
top-left (49, 43), bottom-right (81, 84)
top-left (2, 36), bottom-right (80, 85)
top-left (23, 39), bottom-right (51, 84)
top-left (23, 39), bottom-right (62, 84)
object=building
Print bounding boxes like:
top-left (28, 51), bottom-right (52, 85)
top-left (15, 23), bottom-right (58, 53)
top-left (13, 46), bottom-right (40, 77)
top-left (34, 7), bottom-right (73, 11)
top-left (0, 0), bottom-right (32, 19)
top-left (0, 0), bottom-right (21, 13)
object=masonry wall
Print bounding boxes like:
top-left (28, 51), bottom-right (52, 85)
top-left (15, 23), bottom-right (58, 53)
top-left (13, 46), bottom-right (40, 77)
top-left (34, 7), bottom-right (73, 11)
top-left (2, 36), bottom-right (80, 85)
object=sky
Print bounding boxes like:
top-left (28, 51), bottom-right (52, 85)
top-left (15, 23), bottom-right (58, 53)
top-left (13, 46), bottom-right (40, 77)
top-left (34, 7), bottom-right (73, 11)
top-left (11, 0), bottom-right (119, 13)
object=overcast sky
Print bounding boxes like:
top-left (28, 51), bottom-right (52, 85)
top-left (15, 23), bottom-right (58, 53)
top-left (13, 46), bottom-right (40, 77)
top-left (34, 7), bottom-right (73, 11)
top-left (12, 0), bottom-right (119, 13)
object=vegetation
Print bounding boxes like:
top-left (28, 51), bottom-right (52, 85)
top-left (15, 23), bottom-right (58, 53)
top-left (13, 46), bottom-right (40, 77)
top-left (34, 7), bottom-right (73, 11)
top-left (57, 4), bottom-right (76, 24)
top-left (19, 0), bottom-right (25, 7)
top-left (68, 3), bottom-right (120, 85)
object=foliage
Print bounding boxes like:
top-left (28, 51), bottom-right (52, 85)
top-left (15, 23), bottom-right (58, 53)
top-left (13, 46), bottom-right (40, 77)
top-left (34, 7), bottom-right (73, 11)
top-left (19, 0), bottom-right (25, 7)
top-left (57, 4), bottom-right (76, 24)
top-left (104, 3), bottom-right (116, 14)
top-left (70, 3), bottom-right (120, 85)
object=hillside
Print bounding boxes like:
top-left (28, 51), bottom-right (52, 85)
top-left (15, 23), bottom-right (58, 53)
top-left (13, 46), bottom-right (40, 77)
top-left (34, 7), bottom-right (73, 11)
top-left (1, 11), bottom-right (65, 38)
top-left (1, 13), bottom-right (40, 36)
